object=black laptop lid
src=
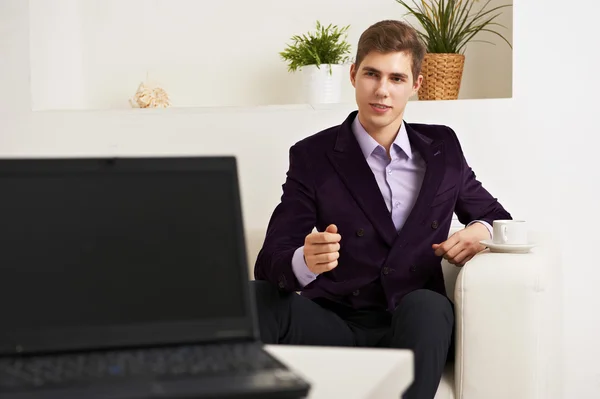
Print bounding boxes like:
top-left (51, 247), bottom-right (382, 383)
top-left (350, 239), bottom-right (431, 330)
top-left (0, 157), bottom-right (258, 356)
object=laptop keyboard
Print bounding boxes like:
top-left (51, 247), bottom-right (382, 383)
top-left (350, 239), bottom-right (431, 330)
top-left (0, 342), bottom-right (282, 391)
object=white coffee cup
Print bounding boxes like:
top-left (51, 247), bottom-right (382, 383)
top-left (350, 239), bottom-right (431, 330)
top-left (492, 220), bottom-right (528, 245)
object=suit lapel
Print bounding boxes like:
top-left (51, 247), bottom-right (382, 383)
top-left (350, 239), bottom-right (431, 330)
top-left (327, 112), bottom-right (398, 247)
top-left (396, 123), bottom-right (446, 242)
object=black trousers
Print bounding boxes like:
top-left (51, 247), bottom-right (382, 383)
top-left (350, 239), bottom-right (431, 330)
top-left (250, 280), bottom-right (454, 399)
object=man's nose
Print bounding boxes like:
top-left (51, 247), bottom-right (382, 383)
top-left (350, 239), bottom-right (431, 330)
top-left (375, 80), bottom-right (390, 98)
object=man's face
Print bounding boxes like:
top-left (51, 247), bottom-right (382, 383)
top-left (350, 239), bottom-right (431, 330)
top-left (350, 51), bottom-right (422, 133)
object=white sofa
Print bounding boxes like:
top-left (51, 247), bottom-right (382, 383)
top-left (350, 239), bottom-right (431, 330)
top-left (436, 228), bottom-right (563, 399)
top-left (245, 228), bottom-right (563, 399)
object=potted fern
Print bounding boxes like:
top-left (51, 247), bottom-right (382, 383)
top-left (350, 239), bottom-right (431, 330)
top-left (280, 21), bottom-right (352, 104)
top-left (395, 0), bottom-right (512, 100)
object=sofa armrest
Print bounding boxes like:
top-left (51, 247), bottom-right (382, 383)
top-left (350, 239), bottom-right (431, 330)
top-left (453, 232), bottom-right (563, 399)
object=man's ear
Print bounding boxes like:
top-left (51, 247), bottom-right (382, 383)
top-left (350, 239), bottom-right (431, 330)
top-left (350, 63), bottom-right (357, 88)
top-left (412, 74), bottom-right (423, 96)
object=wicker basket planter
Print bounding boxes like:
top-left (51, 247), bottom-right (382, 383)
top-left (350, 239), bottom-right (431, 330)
top-left (418, 53), bottom-right (465, 101)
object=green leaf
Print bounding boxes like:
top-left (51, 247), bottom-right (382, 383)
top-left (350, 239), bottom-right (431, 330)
top-left (279, 20), bottom-right (352, 72)
top-left (395, 0), bottom-right (512, 54)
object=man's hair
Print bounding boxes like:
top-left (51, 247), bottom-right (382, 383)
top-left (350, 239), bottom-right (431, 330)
top-left (354, 20), bottom-right (426, 83)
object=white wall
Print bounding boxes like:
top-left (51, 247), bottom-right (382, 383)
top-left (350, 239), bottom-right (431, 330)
top-left (2, 0), bottom-right (600, 397)
top-left (29, 0), bottom-right (87, 110)
top-left (28, 0), bottom-right (512, 110)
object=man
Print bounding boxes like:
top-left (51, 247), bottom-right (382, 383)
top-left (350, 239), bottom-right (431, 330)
top-left (252, 20), bottom-right (511, 399)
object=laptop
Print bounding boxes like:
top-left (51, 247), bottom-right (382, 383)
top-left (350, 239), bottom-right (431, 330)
top-left (0, 156), bottom-right (311, 399)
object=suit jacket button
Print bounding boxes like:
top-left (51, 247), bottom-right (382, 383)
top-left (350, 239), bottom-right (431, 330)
top-left (356, 228), bottom-right (365, 237)
top-left (410, 265), bottom-right (417, 272)
top-left (382, 267), bottom-right (390, 275)
top-left (352, 290), bottom-right (360, 296)
top-left (431, 220), bottom-right (439, 229)
top-left (278, 281), bottom-right (285, 288)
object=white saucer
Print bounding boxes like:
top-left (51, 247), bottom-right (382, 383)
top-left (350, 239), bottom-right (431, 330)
top-left (480, 239), bottom-right (536, 253)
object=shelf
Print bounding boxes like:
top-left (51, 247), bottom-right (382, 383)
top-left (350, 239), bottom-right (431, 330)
top-left (35, 97), bottom-right (515, 115)
top-left (32, 102), bottom-right (361, 115)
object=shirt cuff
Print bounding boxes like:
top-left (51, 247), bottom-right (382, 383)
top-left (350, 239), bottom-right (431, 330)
top-left (468, 220), bottom-right (493, 239)
top-left (291, 246), bottom-right (318, 288)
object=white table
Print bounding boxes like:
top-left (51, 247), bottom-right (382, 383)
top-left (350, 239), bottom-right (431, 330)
top-left (265, 345), bottom-right (413, 399)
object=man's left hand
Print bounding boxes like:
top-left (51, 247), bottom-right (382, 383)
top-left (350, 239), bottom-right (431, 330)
top-left (432, 223), bottom-right (490, 266)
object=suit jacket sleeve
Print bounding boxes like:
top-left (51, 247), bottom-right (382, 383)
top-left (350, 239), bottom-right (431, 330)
top-left (254, 143), bottom-right (317, 292)
top-left (449, 127), bottom-right (512, 225)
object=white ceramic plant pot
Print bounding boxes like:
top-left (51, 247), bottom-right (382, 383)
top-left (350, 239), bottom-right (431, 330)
top-left (301, 64), bottom-right (345, 104)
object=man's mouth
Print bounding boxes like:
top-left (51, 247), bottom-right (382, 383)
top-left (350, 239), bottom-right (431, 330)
top-left (370, 103), bottom-right (391, 109)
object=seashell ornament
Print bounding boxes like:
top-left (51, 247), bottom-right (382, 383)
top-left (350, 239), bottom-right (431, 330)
top-left (129, 81), bottom-right (170, 108)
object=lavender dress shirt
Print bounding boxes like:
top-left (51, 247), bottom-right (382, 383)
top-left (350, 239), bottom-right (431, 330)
top-left (291, 115), bottom-right (492, 287)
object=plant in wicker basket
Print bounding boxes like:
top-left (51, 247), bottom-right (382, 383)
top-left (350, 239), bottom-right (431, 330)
top-left (395, 0), bottom-right (512, 100)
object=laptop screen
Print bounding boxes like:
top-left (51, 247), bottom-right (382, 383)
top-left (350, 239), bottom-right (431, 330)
top-left (0, 157), bottom-right (257, 355)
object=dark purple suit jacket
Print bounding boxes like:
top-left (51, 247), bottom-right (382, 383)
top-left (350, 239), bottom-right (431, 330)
top-left (254, 111), bottom-right (511, 311)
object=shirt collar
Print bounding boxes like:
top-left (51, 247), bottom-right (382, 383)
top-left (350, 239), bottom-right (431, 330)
top-left (351, 114), bottom-right (413, 159)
